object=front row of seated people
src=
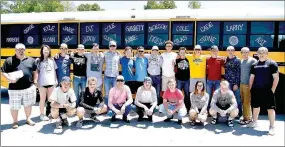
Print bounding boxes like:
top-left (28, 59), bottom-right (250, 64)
top-left (49, 75), bottom-right (238, 129)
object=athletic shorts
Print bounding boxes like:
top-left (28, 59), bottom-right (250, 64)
top-left (251, 88), bottom-right (276, 110)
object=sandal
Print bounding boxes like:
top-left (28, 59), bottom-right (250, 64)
top-left (239, 119), bottom-right (251, 125)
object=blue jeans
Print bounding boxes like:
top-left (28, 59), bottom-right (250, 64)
top-left (73, 76), bottom-right (87, 107)
top-left (107, 104), bottom-right (132, 117)
top-left (229, 83), bottom-right (242, 116)
top-left (104, 76), bottom-right (116, 105)
top-left (177, 80), bottom-right (190, 111)
top-left (149, 75), bottom-right (161, 99)
top-left (159, 104), bottom-right (187, 120)
top-left (206, 80), bottom-right (221, 109)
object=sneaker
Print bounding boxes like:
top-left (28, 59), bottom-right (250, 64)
top-left (148, 116), bottom-right (153, 122)
top-left (189, 120), bottom-right (196, 126)
top-left (76, 120), bottom-right (83, 128)
top-left (111, 115), bottom-right (117, 122)
top-left (228, 120), bottom-right (234, 127)
top-left (26, 119), bottom-right (35, 126)
top-left (177, 119), bottom-right (182, 125)
top-left (164, 117), bottom-right (172, 122)
top-left (123, 116), bottom-right (130, 123)
top-left (90, 114), bottom-right (100, 122)
top-left (247, 121), bottom-right (258, 128)
top-left (137, 116), bottom-right (143, 122)
top-left (12, 122), bottom-right (19, 129)
top-left (56, 121), bottom-right (63, 129)
top-left (40, 115), bottom-right (49, 121)
top-left (62, 118), bottom-right (69, 126)
top-left (211, 118), bottom-right (218, 125)
top-left (268, 126), bottom-right (275, 136)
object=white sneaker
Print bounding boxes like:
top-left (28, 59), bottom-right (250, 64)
top-left (246, 121), bottom-right (258, 128)
top-left (40, 115), bottom-right (49, 121)
top-left (268, 126), bottom-right (275, 136)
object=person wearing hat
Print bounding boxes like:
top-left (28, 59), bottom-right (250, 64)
top-left (134, 46), bottom-right (148, 91)
top-left (85, 43), bottom-right (104, 91)
top-left (103, 41), bottom-right (122, 105)
top-left (175, 47), bottom-right (190, 112)
top-left (49, 76), bottom-right (77, 130)
top-left (54, 43), bottom-right (72, 84)
top-left (185, 44), bottom-right (207, 93)
top-left (224, 46), bottom-right (242, 117)
top-left (144, 46), bottom-right (163, 104)
top-left (135, 77), bottom-right (158, 122)
top-left (247, 47), bottom-right (279, 136)
top-left (206, 45), bottom-right (225, 111)
top-left (107, 75), bottom-right (133, 123)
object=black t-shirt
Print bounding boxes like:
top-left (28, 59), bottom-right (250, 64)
top-left (1, 55), bottom-right (37, 90)
top-left (72, 53), bottom-right (87, 76)
top-left (79, 87), bottom-right (104, 110)
top-left (175, 58), bottom-right (190, 81)
top-left (250, 59), bottom-right (278, 89)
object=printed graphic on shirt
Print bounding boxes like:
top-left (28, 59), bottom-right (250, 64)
top-left (149, 56), bottom-right (159, 66)
top-left (90, 55), bottom-right (102, 72)
top-left (177, 60), bottom-right (189, 70)
top-left (193, 58), bottom-right (203, 65)
top-left (62, 59), bottom-right (70, 75)
top-left (39, 61), bottom-right (53, 72)
top-left (73, 57), bottom-right (86, 65)
top-left (217, 95), bottom-right (231, 107)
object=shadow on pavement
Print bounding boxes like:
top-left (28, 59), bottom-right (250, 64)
top-left (1, 116), bottom-right (40, 132)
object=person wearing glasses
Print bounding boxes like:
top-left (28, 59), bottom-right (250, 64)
top-left (224, 46), bottom-right (242, 118)
top-left (135, 77), bottom-right (158, 122)
top-left (159, 79), bottom-right (187, 125)
top-left (210, 80), bottom-right (238, 127)
top-left (1, 43), bottom-right (38, 129)
top-left (54, 43), bottom-right (72, 84)
top-left (104, 41), bottom-right (121, 105)
top-left (185, 45), bottom-right (207, 93)
top-left (175, 47), bottom-right (190, 112)
top-left (239, 47), bottom-right (257, 125)
top-left (189, 81), bottom-right (209, 126)
top-left (85, 43), bottom-right (104, 91)
top-left (134, 46), bottom-right (148, 91)
top-left (247, 47), bottom-right (279, 136)
top-left (107, 75), bottom-right (133, 123)
top-left (72, 44), bottom-right (88, 107)
top-left (36, 45), bottom-right (58, 121)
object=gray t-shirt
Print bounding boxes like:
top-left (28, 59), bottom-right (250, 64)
top-left (190, 92), bottom-right (209, 114)
top-left (211, 89), bottom-right (237, 112)
top-left (240, 57), bottom-right (257, 84)
top-left (135, 86), bottom-right (157, 104)
top-left (85, 52), bottom-right (104, 87)
top-left (104, 51), bottom-right (121, 77)
top-left (145, 54), bottom-right (162, 76)
top-left (37, 58), bottom-right (58, 87)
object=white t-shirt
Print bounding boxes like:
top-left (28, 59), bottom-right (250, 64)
top-left (37, 58), bottom-right (58, 87)
top-left (49, 87), bottom-right (77, 105)
top-left (161, 52), bottom-right (177, 77)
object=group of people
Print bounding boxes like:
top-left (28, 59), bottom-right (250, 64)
top-left (1, 40), bottom-right (279, 135)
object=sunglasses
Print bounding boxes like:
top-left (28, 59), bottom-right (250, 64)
top-left (60, 48), bottom-right (68, 50)
top-left (109, 45), bottom-right (116, 47)
top-left (139, 51), bottom-right (144, 53)
top-left (197, 84), bottom-right (203, 87)
top-left (117, 79), bottom-right (124, 82)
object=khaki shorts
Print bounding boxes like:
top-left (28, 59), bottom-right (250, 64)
top-left (162, 76), bottom-right (175, 91)
top-left (51, 107), bottom-right (76, 119)
top-left (8, 85), bottom-right (37, 110)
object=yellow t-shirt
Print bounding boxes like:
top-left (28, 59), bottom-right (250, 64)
top-left (186, 54), bottom-right (207, 78)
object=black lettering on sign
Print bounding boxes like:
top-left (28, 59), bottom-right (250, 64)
top-left (24, 24), bottom-right (35, 34)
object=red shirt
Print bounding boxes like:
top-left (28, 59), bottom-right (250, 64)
top-left (206, 57), bottom-right (224, 80)
top-left (163, 88), bottom-right (184, 105)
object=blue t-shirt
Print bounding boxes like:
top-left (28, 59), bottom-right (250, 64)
top-left (120, 57), bottom-right (135, 81)
top-left (55, 55), bottom-right (72, 83)
top-left (135, 57), bottom-right (148, 82)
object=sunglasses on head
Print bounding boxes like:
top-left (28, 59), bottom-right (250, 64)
top-left (117, 79), bottom-right (124, 82)
top-left (60, 48), bottom-right (67, 50)
top-left (109, 45), bottom-right (116, 47)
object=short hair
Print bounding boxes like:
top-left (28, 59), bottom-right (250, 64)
top-left (77, 44), bottom-right (84, 49)
top-left (60, 43), bottom-right (68, 48)
top-left (15, 43), bottom-right (25, 49)
top-left (257, 47), bottom-right (268, 54)
top-left (220, 80), bottom-right (230, 88)
top-left (179, 47), bottom-right (186, 51)
top-left (241, 47), bottom-right (250, 52)
top-left (124, 46), bottom-right (132, 54)
top-left (165, 40), bottom-right (173, 46)
top-left (167, 79), bottom-right (176, 85)
top-left (87, 77), bottom-right (97, 85)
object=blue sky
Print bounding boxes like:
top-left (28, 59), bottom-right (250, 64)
top-left (73, 1), bottom-right (284, 10)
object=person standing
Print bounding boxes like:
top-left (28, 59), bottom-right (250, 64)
top-left (134, 46), bottom-right (148, 91)
top-left (247, 47), bottom-right (279, 136)
top-left (1, 43), bottom-right (38, 129)
top-left (54, 43), bottom-right (72, 84)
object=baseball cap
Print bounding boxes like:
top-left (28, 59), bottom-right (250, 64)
top-left (109, 41), bottom-right (117, 47)
top-left (194, 45), bottom-right (202, 50)
top-left (61, 76), bottom-right (72, 83)
top-left (78, 44), bottom-right (84, 49)
top-left (116, 75), bottom-right (124, 81)
top-left (137, 46), bottom-right (144, 51)
top-left (210, 45), bottom-right (219, 51)
top-left (144, 77), bottom-right (152, 83)
top-left (152, 46), bottom-right (159, 50)
top-left (227, 46), bottom-right (235, 50)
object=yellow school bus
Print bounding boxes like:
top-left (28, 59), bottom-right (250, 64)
top-left (1, 8), bottom-right (284, 112)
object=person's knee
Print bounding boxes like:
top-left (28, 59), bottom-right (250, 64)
top-left (77, 107), bottom-right (85, 117)
top-left (209, 108), bottom-right (217, 116)
top-left (98, 105), bottom-right (107, 114)
top-left (67, 108), bottom-right (76, 117)
top-left (189, 109), bottom-right (197, 118)
top-left (230, 108), bottom-right (239, 118)
top-left (51, 108), bottom-right (59, 119)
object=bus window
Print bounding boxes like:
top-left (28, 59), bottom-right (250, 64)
top-left (102, 23), bottom-right (122, 46)
top-left (42, 23), bottom-right (58, 46)
top-left (147, 22), bottom-right (169, 47)
top-left (196, 21), bottom-right (220, 47)
top-left (124, 22), bottom-right (145, 46)
top-left (172, 22), bottom-right (194, 47)
top-left (60, 23), bottom-right (78, 46)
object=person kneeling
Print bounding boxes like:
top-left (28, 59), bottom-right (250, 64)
top-left (135, 77), bottom-right (158, 122)
top-left (49, 77), bottom-right (77, 130)
top-left (107, 75), bottom-right (133, 123)
top-left (189, 81), bottom-right (209, 126)
top-left (209, 80), bottom-right (239, 127)
top-left (159, 79), bottom-right (187, 125)
top-left (76, 77), bottom-right (107, 128)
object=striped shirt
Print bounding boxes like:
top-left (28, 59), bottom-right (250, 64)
top-left (104, 51), bottom-right (121, 77)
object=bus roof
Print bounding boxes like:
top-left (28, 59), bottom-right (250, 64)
top-left (1, 8), bottom-right (284, 23)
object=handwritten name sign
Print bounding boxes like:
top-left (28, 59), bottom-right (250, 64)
top-left (197, 21), bottom-right (220, 34)
top-left (148, 22), bottom-right (168, 33)
top-left (102, 23), bottom-right (121, 34)
top-left (172, 23), bottom-right (193, 34)
top-left (250, 35), bottom-right (273, 47)
top-left (148, 34), bottom-right (168, 46)
top-left (42, 35), bottom-right (58, 45)
top-left (125, 23), bottom-right (144, 33)
top-left (61, 23), bottom-right (78, 35)
top-left (197, 35), bottom-right (219, 46)
top-left (125, 34), bottom-right (144, 46)
top-left (224, 22), bottom-right (247, 34)
top-left (173, 35), bottom-right (193, 46)
top-left (80, 23), bottom-right (99, 34)
top-left (42, 24), bottom-right (58, 34)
